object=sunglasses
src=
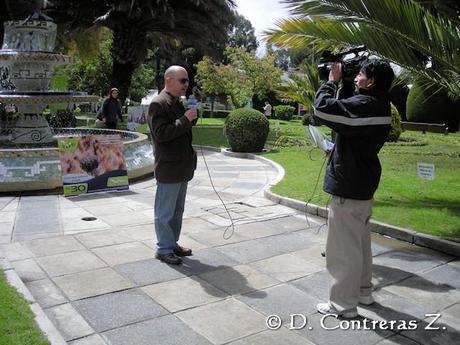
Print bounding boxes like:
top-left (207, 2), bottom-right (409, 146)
top-left (177, 78), bottom-right (189, 85)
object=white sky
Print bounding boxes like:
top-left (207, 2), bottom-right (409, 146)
top-left (233, 0), bottom-right (291, 55)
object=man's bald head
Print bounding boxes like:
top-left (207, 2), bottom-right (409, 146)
top-left (164, 66), bottom-right (187, 80)
top-left (164, 65), bottom-right (189, 98)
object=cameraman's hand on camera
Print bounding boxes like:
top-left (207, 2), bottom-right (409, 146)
top-left (185, 108), bottom-right (198, 123)
top-left (329, 63), bottom-right (342, 82)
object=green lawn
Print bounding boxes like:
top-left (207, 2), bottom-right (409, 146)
top-left (190, 120), bottom-right (460, 241)
top-left (0, 271), bottom-right (50, 345)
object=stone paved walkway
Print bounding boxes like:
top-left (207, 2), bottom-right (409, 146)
top-left (0, 149), bottom-right (459, 345)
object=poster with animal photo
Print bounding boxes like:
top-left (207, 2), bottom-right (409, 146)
top-left (58, 135), bottom-right (129, 197)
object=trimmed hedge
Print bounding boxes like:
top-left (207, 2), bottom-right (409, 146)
top-left (274, 105), bottom-right (295, 121)
top-left (224, 108), bottom-right (269, 152)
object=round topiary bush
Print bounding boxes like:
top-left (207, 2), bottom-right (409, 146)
top-left (273, 105), bottom-right (295, 121)
top-left (224, 108), bottom-right (269, 152)
top-left (387, 103), bottom-right (402, 142)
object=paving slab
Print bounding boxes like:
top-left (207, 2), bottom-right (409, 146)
top-left (102, 315), bottom-right (213, 345)
top-left (293, 312), bottom-right (393, 345)
top-left (227, 328), bottom-right (315, 345)
top-left (25, 236), bottom-right (85, 257)
top-left (237, 284), bottom-right (318, 322)
top-left (179, 248), bottom-right (240, 275)
top-left (216, 238), bottom-right (284, 264)
top-left (53, 267), bottom-right (134, 301)
top-left (25, 278), bottom-right (68, 308)
top-left (44, 303), bottom-right (94, 341)
top-left (176, 298), bottom-right (267, 345)
top-left (11, 258), bottom-right (47, 282)
top-left (73, 288), bottom-right (168, 332)
top-left (198, 264), bottom-right (280, 296)
top-left (114, 258), bottom-right (190, 286)
top-left (75, 230), bottom-right (134, 249)
top-left (142, 276), bottom-right (227, 312)
top-left (37, 250), bottom-right (107, 277)
top-left (91, 242), bottom-right (153, 266)
top-left (69, 334), bottom-right (108, 345)
top-left (374, 335), bottom-right (421, 345)
top-left (400, 318), bottom-right (460, 345)
top-left (250, 253), bottom-right (323, 282)
top-left (383, 274), bottom-right (460, 312)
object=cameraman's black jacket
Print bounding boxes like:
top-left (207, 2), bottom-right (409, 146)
top-left (314, 81), bottom-right (391, 200)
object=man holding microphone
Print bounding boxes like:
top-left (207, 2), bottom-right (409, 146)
top-left (148, 65), bottom-right (198, 265)
top-left (313, 59), bottom-right (394, 317)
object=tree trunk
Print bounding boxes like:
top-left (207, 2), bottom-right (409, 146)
top-left (111, 60), bottom-right (136, 105)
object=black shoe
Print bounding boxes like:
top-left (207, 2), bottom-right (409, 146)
top-left (155, 253), bottom-right (182, 265)
top-left (173, 245), bottom-right (192, 257)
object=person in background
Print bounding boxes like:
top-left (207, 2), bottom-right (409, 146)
top-left (263, 101), bottom-right (272, 117)
top-left (313, 59), bottom-right (395, 318)
top-left (98, 87), bottom-right (123, 129)
top-left (147, 65), bottom-right (198, 265)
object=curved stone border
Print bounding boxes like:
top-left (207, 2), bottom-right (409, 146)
top-left (219, 150), bottom-right (460, 258)
top-left (264, 186), bottom-right (460, 258)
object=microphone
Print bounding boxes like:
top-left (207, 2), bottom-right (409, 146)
top-left (187, 95), bottom-right (198, 110)
top-left (186, 95), bottom-right (199, 125)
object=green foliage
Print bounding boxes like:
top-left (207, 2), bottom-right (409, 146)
top-left (0, 271), bottom-right (50, 345)
top-left (227, 11), bottom-right (258, 52)
top-left (387, 103), bottom-right (402, 142)
top-left (266, 0), bottom-right (460, 100)
top-left (56, 34), bottom-right (154, 101)
top-left (224, 108), bottom-right (270, 152)
top-left (277, 61), bottom-right (321, 113)
top-left (49, 110), bottom-right (77, 128)
top-left (406, 82), bottom-right (460, 131)
top-left (196, 48), bottom-right (283, 109)
top-left (273, 105), bottom-right (296, 121)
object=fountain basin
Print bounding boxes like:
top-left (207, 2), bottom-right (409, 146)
top-left (0, 128), bottom-right (155, 193)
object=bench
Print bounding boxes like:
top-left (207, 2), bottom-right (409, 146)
top-left (401, 121), bottom-right (448, 134)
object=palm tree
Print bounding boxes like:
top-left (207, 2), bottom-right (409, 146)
top-left (277, 61), bottom-right (321, 114)
top-left (265, 0), bottom-right (460, 100)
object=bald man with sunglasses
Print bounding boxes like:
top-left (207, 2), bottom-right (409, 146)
top-left (148, 65), bottom-right (198, 265)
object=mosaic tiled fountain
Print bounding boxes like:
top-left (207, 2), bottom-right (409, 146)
top-left (0, 14), bottom-right (154, 193)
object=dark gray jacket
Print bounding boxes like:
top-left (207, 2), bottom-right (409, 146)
top-left (148, 90), bottom-right (196, 183)
top-left (314, 81), bottom-right (391, 200)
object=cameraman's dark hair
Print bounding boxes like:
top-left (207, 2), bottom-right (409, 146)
top-left (360, 59), bottom-right (394, 92)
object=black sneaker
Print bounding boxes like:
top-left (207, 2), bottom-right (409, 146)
top-left (155, 253), bottom-right (182, 265)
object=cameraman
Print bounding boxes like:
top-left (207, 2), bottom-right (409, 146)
top-left (313, 59), bottom-right (394, 318)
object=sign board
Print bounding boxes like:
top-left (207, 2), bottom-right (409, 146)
top-left (417, 162), bottom-right (435, 181)
top-left (58, 135), bottom-right (129, 196)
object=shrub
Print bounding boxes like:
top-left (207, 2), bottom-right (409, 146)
top-left (274, 105), bottom-right (295, 121)
top-left (224, 108), bottom-right (269, 152)
top-left (49, 109), bottom-right (77, 128)
top-left (387, 103), bottom-right (402, 142)
top-left (406, 83), bottom-right (459, 131)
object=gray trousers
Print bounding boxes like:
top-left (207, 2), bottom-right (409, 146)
top-left (326, 196), bottom-right (373, 311)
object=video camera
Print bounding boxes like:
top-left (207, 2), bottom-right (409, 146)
top-left (317, 46), bottom-right (368, 84)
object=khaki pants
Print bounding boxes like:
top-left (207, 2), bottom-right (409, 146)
top-left (326, 196), bottom-right (373, 311)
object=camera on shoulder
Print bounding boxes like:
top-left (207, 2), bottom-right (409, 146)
top-left (317, 45), bottom-right (368, 83)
